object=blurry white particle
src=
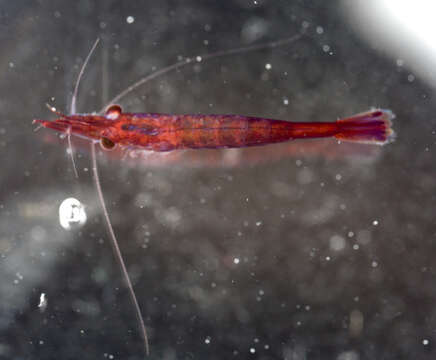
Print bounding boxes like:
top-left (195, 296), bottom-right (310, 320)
top-left (305, 305), bottom-right (311, 311)
top-left (205, 337), bottom-right (211, 344)
top-left (296, 321), bottom-right (302, 326)
top-left (265, 63), bottom-right (272, 70)
top-left (233, 257), bottom-right (240, 264)
top-left (322, 44), bottom-right (330, 52)
top-left (353, 244), bottom-right (360, 250)
top-left (396, 59), bottom-right (404, 66)
top-left (335, 173), bottom-right (342, 181)
top-left (80, 329), bottom-right (85, 334)
top-left (196, 56), bottom-right (202, 62)
top-left (316, 26), bottom-right (324, 34)
top-left (283, 98), bottom-right (289, 105)
top-left (423, 339), bottom-right (430, 346)
top-left (348, 231), bottom-right (355, 238)
top-left (59, 197), bottom-right (87, 230)
top-left (250, 348), bottom-right (256, 354)
top-left (38, 293), bottom-right (47, 312)
top-left (9, 62), bottom-right (14, 68)
top-left (255, 221), bottom-right (262, 226)
top-left (296, 159), bottom-right (302, 166)
top-left (108, 355), bottom-right (114, 360)
top-left (39, 340), bottom-right (44, 345)
top-left (204, 24), bottom-right (211, 32)
top-left (126, 16), bottom-right (134, 24)
top-left (254, 338), bottom-right (259, 343)
top-left (302, 20), bottom-right (310, 28)
top-left (258, 289), bottom-right (265, 296)
top-left (371, 261), bottom-right (378, 268)
top-left (329, 235), bottom-right (345, 251)
top-left (54, 10), bottom-right (61, 18)
top-left (325, 256), bottom-right (331, 261)
top-left (407, 74), bottom-right (415, 82)
top-left (372, 220), bottom-right (379, 226)
top-left (264, 344), bottom-right (270, 350)
top-left (99, 21), bottom-right (107, 29)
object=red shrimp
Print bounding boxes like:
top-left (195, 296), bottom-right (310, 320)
top-left (34, 34), bottom-right (394, 358)
top-left (34, 106), bottom-right (394, 151)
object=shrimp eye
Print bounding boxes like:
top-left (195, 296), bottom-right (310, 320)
top-left (100, 137), bottom-right (116, 150)
top-left (106, 104), bottom-right (122, 120)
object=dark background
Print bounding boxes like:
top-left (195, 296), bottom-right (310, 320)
top-left (1, 1), bottom-right (435, 359)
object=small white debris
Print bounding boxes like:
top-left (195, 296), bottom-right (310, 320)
top-left (126, 16), bottom-right (134, 24)
top-left (38, 293), bottom-right (48, 312)
top-left (423, 339), bottom-right (430, 346)
top-left (59, 197), bottom-right (87, 230)
top-left (372, 220), bottom-right (379, 226)
top-left (233, 257), bottom-right (240, 264)
top-left (205, 337), bottom-right (211, 344)
top-left (249, 347), bottom-right (256, 354)
top-left (265, 63), bottom-right (272, 70)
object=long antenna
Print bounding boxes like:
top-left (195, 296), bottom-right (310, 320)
top-left (72, 38), bottom-right (150, 356)
top-left (100, 32), bottom-right (304, 112)
top-left (71, 38), bottom-right (100, 114)
top-left (91, 143), bottom-right (149, 355)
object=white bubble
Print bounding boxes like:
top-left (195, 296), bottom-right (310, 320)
top-left (59, 197), bottom-right (87, 230)
top-left (249, 348), bottom-right (256, 353)
top-left (423, 339), bottom-right (429, 345)
top-left (126, 16), bottom-right (134, 24)
top-left (372, 220), bottom-right (379, 226)
top-left (233, 257), bottom-right (240, 264)
top-left (205, 337), bottom-right (211, 344)
top-left (265, 63), bottom-right (272, 70)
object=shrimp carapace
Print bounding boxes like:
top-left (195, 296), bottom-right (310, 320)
top-left (34, 106), bottom-right (395, 151)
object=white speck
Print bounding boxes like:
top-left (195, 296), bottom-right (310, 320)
top-left (302, 21), bottom-right (310, 29)
top-left (233, 257), bottom-right (240, 264)
top-left (372, 220), bottom-right (379, 226)
top-left (126, 16), bottom-right (134, 24)
top-left (353, 244), bottom-right (359, 250)
top-left (250, 347), bottom-right (256, 354)
top-left (283, 98), bottom-right (289, 105)
top-left (305, 305), bottom-right (311, 311)
top-left (39, 340), bottom-right (44, 345)
top-left (335, 173), bottom-right (342, 181)
top-left (407, 74), bottom-right (415, 82)
top-left (264, 344), bottom-right (270, 350)
top-left (316, 26), bottom-right (324, 34)
top-left (348, 231), bottom-right (354, 238)
top-left (265, 63), bottom-right (272, 70)
top-left (205, 337), bottom-right (211, 344)
top-left (258, 289), bottom-right (264, 296)
top-left (59, 197), bottom-right (87, 230)
top-left (38, 293), bottom-right (47, 312)
top-left (396, 59), bottom-right (404, 66)
top-left (325, 256), bottom-right (331, 261)
top-left (322, 44), bottom-right (330, 52)
top-left (371, 260), bottom-right (378, 268)
top-left (296, 159), bottom-right (302, 167)
top-left (255, 221), bottom-right (262, 226)
top-left (423, 339), bottom-right (430, 345)
top-left (196, 56), bottom-right (202, 62)
top-left (9, 62), bottom-right (14, 68)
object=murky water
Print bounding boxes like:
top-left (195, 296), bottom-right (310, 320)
top-left (1, 1), bottom-right (435, 359)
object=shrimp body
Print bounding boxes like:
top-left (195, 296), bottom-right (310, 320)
top-left (34, 106), bottom-right (395, 151)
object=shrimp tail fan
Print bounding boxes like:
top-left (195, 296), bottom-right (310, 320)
top-left (335, 109), bottom-right (395, 145)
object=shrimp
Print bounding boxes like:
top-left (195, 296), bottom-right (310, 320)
top-left (33, 33), bottom-right (394, 358)
top-left (34, 106), bottom-right (395, 151)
